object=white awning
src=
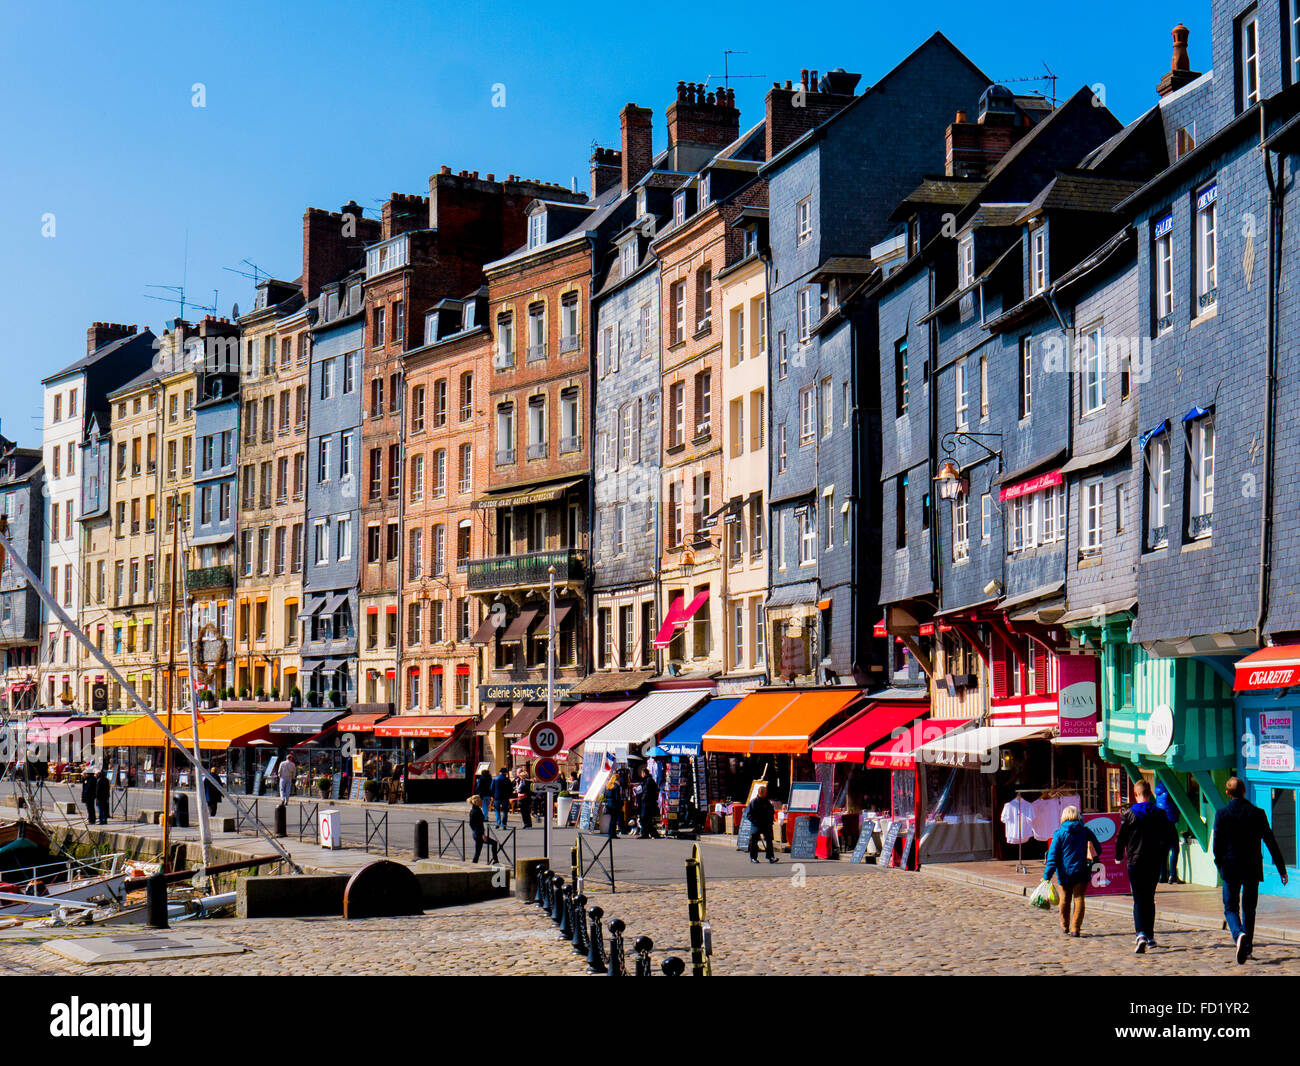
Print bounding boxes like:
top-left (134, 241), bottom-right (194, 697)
top-left (582, 689), bottom-right (712, 754)
top-left (913, 724), bottom-right (1049, 769)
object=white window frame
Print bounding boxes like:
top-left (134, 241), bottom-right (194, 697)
top-left (958, 233), bottom-right (975, 289)
top-left (1083, 326), bottom-right (1105, 414)
top-left (1155, 218), bottom-right (1174, 331)
top-left (1189, 417), bottom-right (1215, 535)
top-left (981, 493), bottom-right (992, 542)
top-left (799, 387), bottom-right (816, 445)
top-left (1196, 183), bottom-right (1217, 313)
top-left (1147, 436), bottom-right (1171, 549)
top-left (796, 197), bottom-right (812, 245)
top-left (798, 507), bottom-right (817, 565)
top-left (1081, 477), bottom-right (1104, 553)
top-left (953, 493), bottom-right (969, 562)
top-left (1243, 14), bottom-right (1260, 108)
top-left (1031, 227), bottom-right (1046, 294)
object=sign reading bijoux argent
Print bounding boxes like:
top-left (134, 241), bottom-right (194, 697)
top-left (1056, 654), bottom-right (1099, 738)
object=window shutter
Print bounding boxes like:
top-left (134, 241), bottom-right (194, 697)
top-left (1034, 647), bottom-right (1050, 695)
top-left (991, 634), bottom-right (1009, 699)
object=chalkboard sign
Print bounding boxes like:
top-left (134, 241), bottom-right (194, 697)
top-left (566, 799), bottom-right (583, 827)
top-left (880, 819), bottom-right (903, 868)
top-left (850, 819), bottom-right (876, 864)
top-left (705, 754), bottom-right (721, 808)
top-left (790, 816), bottom-right (818, 861)
top-left (579, 799), bottom-right (600, 832)
top-left (901, 828), bottom-right (917, 871)
top-left (735, 817), bottom-right (754, 852)
top-left (348, 776), bottom-right (366, 802)
top-left (252, 768), bottom-right (265, 797)
top-left (331, 773), bottom-right (343, 800)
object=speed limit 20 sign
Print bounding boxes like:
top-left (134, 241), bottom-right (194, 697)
top-left (529, 720), bottom-right (565, 758)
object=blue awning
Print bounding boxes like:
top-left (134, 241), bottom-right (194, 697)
top-left (658, 697), bottom-right (740, 757)
top-left (1182, 404), bottom-right (1214, 423)
top-left (1139, 419), bottom-right (1170, 450)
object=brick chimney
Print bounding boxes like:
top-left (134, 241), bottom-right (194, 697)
top-left (944, 86), bottom-right (1028, 179)
top-left (1158, 23), bottom-right (1202, 98)
top-left (765, 67), bottom-right (860, 160)
top-left (302, 201), bottom-right (383, 302)
top-left (620, 104), bottom-right (654, 191)
top-left (590, 146), bottom-right (623, 197)
top-left (382, 192), bottom-right (430, 239)
top-left (666, 83), bottom-right (740, 168)
top-left (86, 322), bottom-right (135, 356)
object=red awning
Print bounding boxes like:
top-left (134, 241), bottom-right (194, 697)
top-left (653, 592), bottom-right (709, 648)
top-left (509, 700), bottom-right (635, 759)
top-left (811, 701), bottom-right (928, 763)
top-left (866, 717), bottom-right (972, 770)
top-left (336, 712), bottom-right (392, 733)
top-left (374, 715), bottom-right (472, 738)
top-left (1234, 646), bottom-right (1300, 691)
top-left (873, 619), bottom-right (887, 638)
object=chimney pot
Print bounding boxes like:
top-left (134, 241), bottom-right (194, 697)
top-left (800, 69), bottom-right (809, 89)
top-left (1171, 22), bottom-right (1190, 72)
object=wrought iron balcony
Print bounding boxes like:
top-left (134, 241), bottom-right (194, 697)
top-left (186, 564), bottom-right (233, 592)
top-left (526, 442), bottom-right (548, 460)
top-left (559, 335), bottom-right (580, 354)
top-left (559, 435), bottom-right (582, 455)
top-left (526, 343), bottom-right (548, 363)
top-left (466, 548), bottom-right (587, 591)
top-left (1149, 526), bottom-right (1168, 550)
top-left (495, 448), bottom-right (516, 466)
top-left (1189, 513), bottom-right (1213, 539)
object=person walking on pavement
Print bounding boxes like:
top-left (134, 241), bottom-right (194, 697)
top-left (1115, 778), bottom-right (1176, 954)
top-left (474, 768), bottom-right (493, 815)
top-left (604, 773), bottom-right (623, 840)
top-left (277, 753), bottom-right (298, 804)
top-left (80, 770), bottom-right (97, 825)
top-left (203, 773), bottom-right (220, 818)
top-left (746, 785), bottom-right (779, 864)
top-left (95, 768), bottom-right (110, 825)
top-left (1155, 779), bottom-right (1182, 884)
top-left (638, 767), bottom-right (661, 839)
top-left (491, 767), bottom-right (512, 829)
top-left (469, 795), bottom-right (490, 863)
top-left (515, 768), bottom-right (533, 829)
top-left (1042, 805), bottom-right (1101, 937)
top-left (1213, 776), bottom-right (1290, 964)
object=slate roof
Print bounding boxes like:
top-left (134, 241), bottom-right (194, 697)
top-left (42, 329), bottom-right (157, 386)
top-left (1016, 173), bottom-right (1143, 223)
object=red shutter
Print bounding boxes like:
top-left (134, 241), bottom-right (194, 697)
top-left (1034, 648), bottom-right (1050, 695)
top-left (991, 634), bottom-right (1009, 699)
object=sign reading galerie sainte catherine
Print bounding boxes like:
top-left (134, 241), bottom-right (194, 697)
top-left (478, 683), bottom-right (573, 703)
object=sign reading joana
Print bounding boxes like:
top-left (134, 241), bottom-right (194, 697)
top-left (1057, 655), bottom-right (1099, 738)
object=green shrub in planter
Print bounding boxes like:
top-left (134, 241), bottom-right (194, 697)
top-left (270, 687), bottom-right (280, 700)
top-left (307, 690), bottom-right (321, 708)
top-left (328, 689), bottom-right (342, 708)
top-left (290, 686), bottom-right (302, 707)
top-left (363, 779), bottom-right (380, 800)
top-left (255, 686), bottom-right (266, 701)
top-left (240, 686), bottom-right (251, 700)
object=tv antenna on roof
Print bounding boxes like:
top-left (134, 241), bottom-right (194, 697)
top-left (992, 62), bottom-right (1058, 108)
top-left (705, 50), bottom-right (767, 90)
top-left (222, 258), bottom-right (270, 285)
top-left (143, 284), bottom-right (218, 322)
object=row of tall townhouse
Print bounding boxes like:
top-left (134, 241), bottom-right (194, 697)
top-left (31, 8), bottom-right (1300, 896)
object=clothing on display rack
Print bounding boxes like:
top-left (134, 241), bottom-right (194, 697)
top-left (1031, 790), bottom-right (1081, 842)
top-left (1000, 795), bottom-right (1036, 845)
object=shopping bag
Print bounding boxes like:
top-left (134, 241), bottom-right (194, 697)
top-left (1029, 881), bottom-right (1056, 909)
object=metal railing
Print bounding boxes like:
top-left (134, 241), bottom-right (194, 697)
top-left (297, 801), bottom-right (319, 842)
top-left (576, 831), bottom-right (615, 892)
top-left (466, 548), bottom-right (586, 591)
top-left (1190, 513), bottom-right (1212, 538)
top-left (186, 565), bottom-right (234, 591)
top-left (364, 809), bottom-right (388, 855)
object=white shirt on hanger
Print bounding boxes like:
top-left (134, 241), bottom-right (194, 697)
top-left (1000, 796), bottom-right (1035, 845)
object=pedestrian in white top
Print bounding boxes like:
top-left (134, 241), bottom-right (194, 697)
top-left (278, 754), bottom-right (298, 804)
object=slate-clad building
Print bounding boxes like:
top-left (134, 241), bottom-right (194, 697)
top-left (0, 440), bottom-right (44, 712)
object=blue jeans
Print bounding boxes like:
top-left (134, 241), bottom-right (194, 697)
top-left (496, 801), bottom-right (507, 828)
top-left (1222, 879), bottom-right (1258, 943)
top-left (1129, 866), bottom-right (1159, 941)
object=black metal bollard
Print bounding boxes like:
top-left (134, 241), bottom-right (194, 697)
top-left (538, 870), bottom-right (551, 911)
top-left (633, 935), bottom-right (654, 976)
top-left (558, 884), bottom-right (573, 939)
top-left (571, 893), bottom-right (587, 953)
top-left (414, 819), bottom-right (429, 860)
top-left (533, 868), bottom-right (547, 907)
top-left (549, 876), bottom-right (565, 923)
top-left (273, 803), bottom-right (287, 838)
top-left (606, 917), bottom-right (626, 977)
top-left (146, 873), bottom-right (168, 929)
top-left (661, 956), bottom-right (686, 976)
top-left (586, 906), bottom-right (606, 972)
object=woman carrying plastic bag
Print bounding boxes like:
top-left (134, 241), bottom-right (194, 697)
top-left (1041, 805), bottom-right (1101, 936)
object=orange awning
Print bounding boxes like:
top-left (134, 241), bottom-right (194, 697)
top-left (1234, 645), bottom-right (1300, 691)
top-left (98, 715), bottom-right (193, 747)
top-left (187, 712), bottom-right (287, 749)
top-left (701, 689), bottom-right (863, 755)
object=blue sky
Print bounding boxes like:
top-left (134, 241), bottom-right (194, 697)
top-left (0, 0), bottom-right (1204, 445)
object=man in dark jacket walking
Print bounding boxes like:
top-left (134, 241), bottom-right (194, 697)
top-left (603, 774), bottom-right (623, 840)
top-left (95, 769), bottom-right (111, 825)
top-left (746, 785), bottom-right (778, 864)
top-left (637, 767), bottom-right (660, 839)
top-left (1214, 777), bottom-right (1289, 963)
top-left (491, 768), bottom-right (512, 829)
top-left (515, 768), bottom-right (533, 829)
top-left (80, 770), bottom-right (97, 825)
top-left (1115, 779), bottom-right (1177, 954)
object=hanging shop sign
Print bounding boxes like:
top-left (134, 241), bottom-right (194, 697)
top-left (1057, 655), bottom-right (1099, 738)
top-left (1144, 704), bottom-right (1174, 756)
top-left (1258, 710), bottom-right (1295, 772)
top-left (998, 468), bottom-right (1063, 502)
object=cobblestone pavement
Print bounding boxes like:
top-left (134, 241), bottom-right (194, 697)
top-left (4, 865), bottom-right (1300, 975)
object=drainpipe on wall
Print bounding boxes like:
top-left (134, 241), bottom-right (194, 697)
top-left (1043, 288), bottom-right (1074, 618)
top-left (1257, 103), bottom-right (1281, 644)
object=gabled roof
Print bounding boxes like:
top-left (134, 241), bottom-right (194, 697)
top-left (1015, 173), bottom-right (1144, 223)
top-left (486, 184), bottom-right (621, 271)
top-left (889, 177), bottom-right (984, 220)
top-left (42, 328), bottom-right (157, 386)
top-left (761, 31), bottom-right (992, 175)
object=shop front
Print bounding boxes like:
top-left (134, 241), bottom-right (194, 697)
top-left (657, 697), bottom-right (740, 834)
top-left (265, 709), bottom-right (348, 797)
top-left (372, 715), bottom-right (473, 802)
top-left (508, 699), bottom-right (635, 789)
top-left (1233, 646), bottom-right (1300, 898)
top-left (99, 710), bottom-right (288, 792)
top-left (1097, 628), bottom-right (1235, 886)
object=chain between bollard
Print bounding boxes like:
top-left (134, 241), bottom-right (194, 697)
top-left (558, 883), bottom-right (573, 939)
top-left (570, 893), bottom-right (587, 954)
top-left (633, 935), bottom-right (654, 976)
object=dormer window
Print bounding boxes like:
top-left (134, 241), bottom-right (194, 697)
top-left (699, 175), bottom-right (711, 208)
top-left (674, 193), bottom-right (686, 226)
top-left (636, 188), bottom-right (648, 216)
top-left (1031, 227), bottom-right (1047, 294)
top-left (620, 242), bottom-right (637, 278)
top-left (528, 213), bottom-right (546, 249)
top-left (347, 283), bottom-right (361, 314)
top-left (743, 226), bottom-right (759, 256)
top-left (908, 216), bottom-right (920, 257)
top-left (958, 233), bottom-right (975, 289)
top-left (424, 311), bottom-right (439, 345)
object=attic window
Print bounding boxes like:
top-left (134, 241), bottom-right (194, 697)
top-left (528, 213), bottom-right (546, 249)
top-left (620, 242), bottom-right (637, 278)
top-left (425, 311), bottom-right (439, 345)
top-left (674, 193), bottom-right (686, 226)
top-left (1176, 125), bottom-right (1196, 158)
top-left (699, 175), bottom-right (711, 208)
top-left (958, 233), bottom-right (975, 289)
top-left (1031, 227), bottom-right (1047, 294)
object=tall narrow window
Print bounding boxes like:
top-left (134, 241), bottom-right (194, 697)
top-left (895, 338), bottom-right (908, 416)
top-left (1031, 227), bottom-right (1047, 294)
top-left (1242, 13), bottom-right (1260, 108)
top-left (1146, 435), bottom-right (1171, 549)
top-left (953, 493), bottom-right (969, 562)
top-left (1188, 416), bottom-right (1215, 538)
top-left (1196, 182), bottom-right (1217, 314)
top-left (955, 357), bottom-right (968, 428)
top-left (1083, 326), bottom-right (1105, 413)
top-left (1081, 478), bottom-right (1104, 554)
top-left (1154, 214), bottom-right (1174, 332)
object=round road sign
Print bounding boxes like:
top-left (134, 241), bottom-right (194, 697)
top-left (529, 720), bottom-right (565, 758)
top-left (534, 757), bottom-right (559, 783)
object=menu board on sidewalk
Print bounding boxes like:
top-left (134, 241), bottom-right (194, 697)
top-left (566, 799), bottom-right (583, 827)
top-left (790, 816), bottom-right (818, 860)
top-left (252, 768), bottom-right (265, 797)
top-left (348, 776), bottom-right (365, 802)
top-left (735, 817), bottom-right (754, 852)
top-left (851, 819), bottom-right (876, 864)
top-left (880, 819), bottom-right (903, 867)
top-left (331, 773), bottom-right (343, 800)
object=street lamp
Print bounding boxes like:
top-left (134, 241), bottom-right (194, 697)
top-left (934, 431), bottom-right (1003, 499)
